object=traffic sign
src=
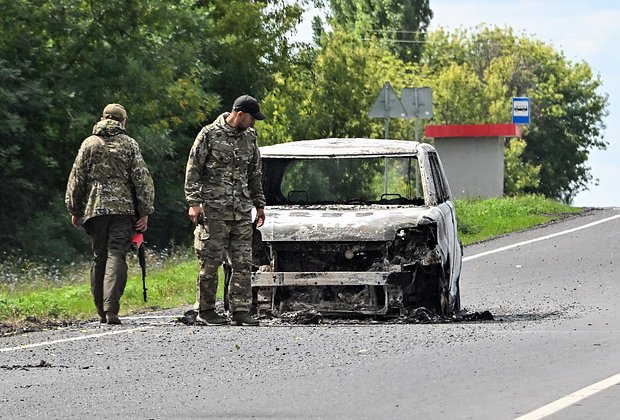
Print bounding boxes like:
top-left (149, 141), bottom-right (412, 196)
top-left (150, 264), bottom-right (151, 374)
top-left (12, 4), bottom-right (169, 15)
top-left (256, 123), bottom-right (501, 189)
top-left (369, 82), bottom-right (407, 119)
top-left (512, 97), bottom-right (530, 124)
top-left (401, 87), bottom-right (433, 119)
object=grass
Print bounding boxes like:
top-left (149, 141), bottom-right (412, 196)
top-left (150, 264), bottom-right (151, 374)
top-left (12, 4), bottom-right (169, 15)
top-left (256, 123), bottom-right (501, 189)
top-left (0, 194), bottom-right (579, 327)
top-left (455, 194), bottom-right (579, 245)
top-left (0, 248), bottom-right (224, 326)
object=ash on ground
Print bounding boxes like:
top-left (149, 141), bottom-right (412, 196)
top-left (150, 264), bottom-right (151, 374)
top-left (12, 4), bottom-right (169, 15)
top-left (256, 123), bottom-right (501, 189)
top-left (176, 306), bottom-right (494, 326)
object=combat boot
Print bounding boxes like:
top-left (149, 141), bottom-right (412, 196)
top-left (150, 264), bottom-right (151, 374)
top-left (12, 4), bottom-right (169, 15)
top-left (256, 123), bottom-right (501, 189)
top-left (232, 311), bottom-right (259, 326)
top-left (105, 312), bottom-right (121, 325)
top-left (196, 309), bottom-right (228, 326)
top-left (97, 309), bottom-right (106, 323)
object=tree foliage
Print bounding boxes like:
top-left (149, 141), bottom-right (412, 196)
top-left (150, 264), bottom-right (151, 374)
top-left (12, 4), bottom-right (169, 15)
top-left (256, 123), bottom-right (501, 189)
top-left (262, 25), bottom-right (607, 203)
top-left (420, 27), bottom-right (608, 202)
top-left (260, 29), bottom-right (420, 144)
top-left (324, 0), bottom-right (432, 62)
top-left (0, 0), bottom-right (303, 261)
top-left (0, 0), bottom-right (609, 264)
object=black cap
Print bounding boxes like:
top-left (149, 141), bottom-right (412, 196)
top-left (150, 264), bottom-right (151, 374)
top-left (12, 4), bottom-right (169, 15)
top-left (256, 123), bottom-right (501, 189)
top-left (232, 94), bottom-right (266, 120)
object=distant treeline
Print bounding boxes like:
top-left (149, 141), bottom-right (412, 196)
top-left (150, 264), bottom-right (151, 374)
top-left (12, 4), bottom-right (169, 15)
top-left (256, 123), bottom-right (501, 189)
top-left (0, 0), bottom-right (607, 262)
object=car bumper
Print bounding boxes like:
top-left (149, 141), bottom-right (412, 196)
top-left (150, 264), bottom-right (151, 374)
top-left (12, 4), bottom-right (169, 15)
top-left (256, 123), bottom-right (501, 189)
top-left (252, 271), bottom-right (413, 286)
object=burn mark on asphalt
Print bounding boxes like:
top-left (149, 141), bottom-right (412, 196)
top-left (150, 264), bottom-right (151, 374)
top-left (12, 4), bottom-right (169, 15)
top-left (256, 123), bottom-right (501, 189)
top-left (177, 307), bottom-right (496, 326)
top-left (0, 360), bottom-right (66, 371)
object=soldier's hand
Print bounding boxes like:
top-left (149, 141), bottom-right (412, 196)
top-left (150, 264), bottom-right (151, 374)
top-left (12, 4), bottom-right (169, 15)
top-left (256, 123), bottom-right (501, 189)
top-left (188, 206), bottom-right (203, 225)
top-left (70, 214), bottom-right (82, 229)
top-left (135, 215), bottom-right (149, 232)
top-left (255, 208), bottom-right (265, 228)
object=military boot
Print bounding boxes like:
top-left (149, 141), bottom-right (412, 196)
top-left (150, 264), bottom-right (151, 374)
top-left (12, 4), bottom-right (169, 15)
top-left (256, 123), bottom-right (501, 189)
top-left (97, 309), bottom-right (106, 323)
top-left (105, 312), bottom-right (121, 325)
top-left (232, 311), bottom-right (259, 326)
top-left (196, 309), bottom-right (228, 326)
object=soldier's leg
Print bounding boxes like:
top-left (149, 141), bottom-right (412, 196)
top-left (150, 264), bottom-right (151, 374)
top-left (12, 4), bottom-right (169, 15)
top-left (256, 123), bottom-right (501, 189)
top-left (198, 219), bottom-right (228, 311)
top-left (103, 215), bottom-right (133, 316)
top-left (227, 221), bottom-right (253, 313)
top-left (86, 216), bottom-right (110, 321)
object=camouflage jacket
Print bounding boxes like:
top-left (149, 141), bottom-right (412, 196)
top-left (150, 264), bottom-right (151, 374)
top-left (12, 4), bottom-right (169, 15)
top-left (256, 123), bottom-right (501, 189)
top-left (65, 119), bottom-right (155, 224)
top-left (184, 113), bottom-right (266, 221)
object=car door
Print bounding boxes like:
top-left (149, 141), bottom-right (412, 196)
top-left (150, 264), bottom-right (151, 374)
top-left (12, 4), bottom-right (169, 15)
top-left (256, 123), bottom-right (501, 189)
top-left (421, 149), bottom-right (462, 311)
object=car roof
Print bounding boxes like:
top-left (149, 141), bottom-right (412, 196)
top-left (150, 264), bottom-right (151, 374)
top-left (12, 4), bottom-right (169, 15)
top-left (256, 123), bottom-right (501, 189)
top-left (260, 138), bottom-right (428, 158)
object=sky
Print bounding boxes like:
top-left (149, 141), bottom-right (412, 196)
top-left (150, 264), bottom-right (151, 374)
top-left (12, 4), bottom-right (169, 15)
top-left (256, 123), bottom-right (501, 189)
top-left (294, 1), bottom-right (620, 207)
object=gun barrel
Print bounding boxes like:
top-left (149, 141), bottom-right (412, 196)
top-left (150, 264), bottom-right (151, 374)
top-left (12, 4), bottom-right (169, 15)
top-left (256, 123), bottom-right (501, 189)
top-left (138, 246), bottom-right (147, 302)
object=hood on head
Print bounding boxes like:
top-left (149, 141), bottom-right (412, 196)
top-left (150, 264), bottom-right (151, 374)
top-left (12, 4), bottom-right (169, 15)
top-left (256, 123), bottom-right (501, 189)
top-left (92, 118), bottom-right (126, 137)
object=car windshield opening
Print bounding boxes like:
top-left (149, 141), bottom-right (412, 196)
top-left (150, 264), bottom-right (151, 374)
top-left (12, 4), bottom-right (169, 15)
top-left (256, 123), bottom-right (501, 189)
top-left (266, 157), bottom-right (423, 205)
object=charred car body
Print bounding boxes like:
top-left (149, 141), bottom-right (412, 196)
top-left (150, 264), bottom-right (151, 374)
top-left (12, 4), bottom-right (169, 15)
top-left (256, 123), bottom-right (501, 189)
top-left (251, 138), bottom-right (462, 318)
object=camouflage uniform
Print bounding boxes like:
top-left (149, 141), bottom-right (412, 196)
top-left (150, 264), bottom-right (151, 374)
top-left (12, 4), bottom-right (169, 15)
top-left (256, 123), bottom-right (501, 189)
top-left (185, 112), bottom-right (266, 314)
top-left (66, 117), bottom-right (155, 319)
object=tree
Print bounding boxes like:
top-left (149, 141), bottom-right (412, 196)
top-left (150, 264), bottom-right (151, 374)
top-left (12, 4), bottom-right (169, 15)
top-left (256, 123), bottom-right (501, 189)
top-left (263, 24), bottom-right (607, 202)
top-left (195, 0), bottom-right (304, 112)
top-left (260, 28), bottom-right (428, 145)
top-left (0, 0), bottom-right (305, 261)
top-left (420, 27), bottom-right (608, 202)
top-left (504, 138), bottom-right (541, 194)
top-left (325, 0), bottom-right (432, 62)
top-left (0, 59), bottom-right (56, 251)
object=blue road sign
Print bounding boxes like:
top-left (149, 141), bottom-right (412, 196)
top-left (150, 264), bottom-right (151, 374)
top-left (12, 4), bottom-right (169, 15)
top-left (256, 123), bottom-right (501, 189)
top-left (512, 97), bottom-right (530, 124)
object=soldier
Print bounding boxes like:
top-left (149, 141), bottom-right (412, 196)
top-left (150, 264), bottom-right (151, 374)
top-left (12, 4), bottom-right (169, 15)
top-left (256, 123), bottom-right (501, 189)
top-left (65, 103), bottom-right (155, 325)
top-left (185, 95), bottom-right (266, 326)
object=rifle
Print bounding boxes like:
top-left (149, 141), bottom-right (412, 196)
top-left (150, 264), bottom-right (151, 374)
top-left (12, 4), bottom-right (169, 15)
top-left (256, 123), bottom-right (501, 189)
top-left (131, 231), bottom-right (148, 302)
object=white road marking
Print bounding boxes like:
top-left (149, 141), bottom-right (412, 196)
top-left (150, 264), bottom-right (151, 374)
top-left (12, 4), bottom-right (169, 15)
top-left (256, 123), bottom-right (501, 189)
top-left (122, 315), bottom-right (179, 320)
top-left (462, 212), bottom-right (620, 418)
top-left (0, 326), bottom-right (153, 353)
top-left (464, 213), bottom-right (620, 262)
top-left (514, 373), bottom-right (620, 419)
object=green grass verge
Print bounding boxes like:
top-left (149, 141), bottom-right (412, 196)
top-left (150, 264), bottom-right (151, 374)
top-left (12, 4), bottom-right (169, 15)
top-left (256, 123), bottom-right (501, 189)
top-left (0, 253), bottom-right (224, 324)
top-left (455, 194), bottom-right (579, 245)
top-left (0, 194), bottom-right (579, 325)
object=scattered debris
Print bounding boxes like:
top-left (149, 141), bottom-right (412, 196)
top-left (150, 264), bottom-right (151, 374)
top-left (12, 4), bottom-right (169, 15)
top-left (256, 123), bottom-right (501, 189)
top-left (177, 310), bottom-right (199, 325)
top-left (404, 307), bottom-right (435, 323)
top-left (0, 360), bottom-right (64, 371)
top-left (0, 319), bottom-right (80, 337)
top-left (456, 310), bottom-right (495, 321)
top-left (279, 307), bottom-right (324, 325)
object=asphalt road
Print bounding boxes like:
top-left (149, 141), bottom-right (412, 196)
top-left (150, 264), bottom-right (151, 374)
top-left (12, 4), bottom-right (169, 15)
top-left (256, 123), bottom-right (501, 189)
top-left (1, 208), bottom-right (619, 420)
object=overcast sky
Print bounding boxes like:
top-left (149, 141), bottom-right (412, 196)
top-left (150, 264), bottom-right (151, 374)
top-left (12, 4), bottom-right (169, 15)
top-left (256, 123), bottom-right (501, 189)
top-left (294, 1), bottom-right (619, 207)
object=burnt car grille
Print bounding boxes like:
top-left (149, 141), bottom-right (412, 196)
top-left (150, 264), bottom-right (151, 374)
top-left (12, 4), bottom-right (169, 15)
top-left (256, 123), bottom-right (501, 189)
top-left (272, 241), bottom-right (386, 272)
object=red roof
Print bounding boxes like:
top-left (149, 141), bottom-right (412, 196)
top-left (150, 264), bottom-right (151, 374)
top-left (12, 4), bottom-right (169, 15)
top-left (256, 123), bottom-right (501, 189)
top-left (425, 124), bottom-right (522, 138)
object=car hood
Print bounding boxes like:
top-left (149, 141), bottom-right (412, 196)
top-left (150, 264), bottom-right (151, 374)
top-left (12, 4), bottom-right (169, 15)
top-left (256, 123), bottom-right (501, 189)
top-left (258, 205), bottom-right (439, 242)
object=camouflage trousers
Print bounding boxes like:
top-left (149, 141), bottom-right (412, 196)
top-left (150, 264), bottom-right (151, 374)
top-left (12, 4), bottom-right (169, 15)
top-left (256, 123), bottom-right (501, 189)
top-left (83, 215), bottom-right (133, 316)
top-left (194, 218), bottom-right (253, 313)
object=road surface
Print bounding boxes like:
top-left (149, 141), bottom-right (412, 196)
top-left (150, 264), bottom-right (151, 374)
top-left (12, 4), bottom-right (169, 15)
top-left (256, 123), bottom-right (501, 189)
top-left (1, 208), bottom-right (619, 419)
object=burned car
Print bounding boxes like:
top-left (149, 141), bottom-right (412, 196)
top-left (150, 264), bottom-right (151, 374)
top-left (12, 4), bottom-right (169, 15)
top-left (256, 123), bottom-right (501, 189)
top-left (251, 138), bottom-right (462, 318)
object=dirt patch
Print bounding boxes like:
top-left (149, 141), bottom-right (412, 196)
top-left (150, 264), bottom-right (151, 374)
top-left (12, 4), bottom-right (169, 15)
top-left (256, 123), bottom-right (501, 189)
top-left (0, 318), bottom-right (79, 337)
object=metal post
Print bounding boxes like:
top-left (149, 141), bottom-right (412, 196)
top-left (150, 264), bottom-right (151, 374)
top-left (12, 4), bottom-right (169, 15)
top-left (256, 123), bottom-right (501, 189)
top-left (384, 88), bottom-right (390, 194)
top-left (414, 88), bottom-right (420, 142)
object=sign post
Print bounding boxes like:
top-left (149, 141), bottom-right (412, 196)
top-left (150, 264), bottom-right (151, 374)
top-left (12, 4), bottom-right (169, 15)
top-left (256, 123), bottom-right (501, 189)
top-left (369, 82), bottom-right (407, 193)
top-left (401, 87), bottom-right (433, 142)
top-left (512, 97), bottom-right (530, 124)
top-left (368, 82), bottom-right (407, 139)
top-left (369, 85), bottom-right (434, 194)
